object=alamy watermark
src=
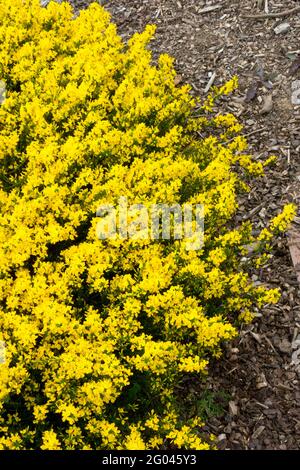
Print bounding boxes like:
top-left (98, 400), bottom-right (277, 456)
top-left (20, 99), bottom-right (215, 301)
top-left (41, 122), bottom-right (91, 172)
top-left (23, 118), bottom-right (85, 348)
top-left (0, 80), bottom-right (6, 105)
top-left (96, 197), bottom-right (204, 251)
top-left (0, 341), bottom-right (5, 365)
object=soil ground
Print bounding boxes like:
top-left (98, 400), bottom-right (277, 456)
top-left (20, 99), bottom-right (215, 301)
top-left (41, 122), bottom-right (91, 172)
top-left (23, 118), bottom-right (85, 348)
top-left (67, 0), bottom-right (300, 450)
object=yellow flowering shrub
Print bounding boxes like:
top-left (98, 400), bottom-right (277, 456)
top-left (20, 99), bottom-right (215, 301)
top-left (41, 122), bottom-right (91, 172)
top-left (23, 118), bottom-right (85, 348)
top-left (0, 0), bottom-right (296, 450)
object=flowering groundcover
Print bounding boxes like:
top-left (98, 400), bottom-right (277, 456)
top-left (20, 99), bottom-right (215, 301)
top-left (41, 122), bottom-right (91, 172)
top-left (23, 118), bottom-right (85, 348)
top-left (0, 0), bottom-right (295, 450)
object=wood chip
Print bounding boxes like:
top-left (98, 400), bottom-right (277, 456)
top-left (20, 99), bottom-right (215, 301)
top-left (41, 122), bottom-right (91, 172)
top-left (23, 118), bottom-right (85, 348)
top-left (245, 82), bottom-right (259, 102)
top-left (260, 94), bottom-right (273, 114)
top-left (229, 401), bottom-right (239, 416)
top-left (288, 227), bottom-right (300, 285)
top-left (256, 372), bottom-right (268, 389)
top-left (198, 5), bottom-right (222, 14)
top-left (252, 425), bottom-right (265, 439)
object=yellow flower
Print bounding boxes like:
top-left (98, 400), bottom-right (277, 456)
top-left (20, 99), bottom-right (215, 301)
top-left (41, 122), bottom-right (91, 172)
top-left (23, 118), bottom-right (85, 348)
top-left (41, 430), bottom-right (61, 450)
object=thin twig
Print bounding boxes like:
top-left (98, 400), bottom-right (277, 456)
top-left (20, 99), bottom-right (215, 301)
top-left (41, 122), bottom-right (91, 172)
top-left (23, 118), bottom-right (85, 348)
top-left (264, 0), bottom-right (269, 15)
top-left (264, 335), bottom-right (280, 356)
top-left (242, 5), bottom-right (300, 20)
top-left (198, 5), bottom-right (222, 14)
top-left (241, 126), bottom-right (267, 139)
top-left (227, 127), bottom-right (266, 144)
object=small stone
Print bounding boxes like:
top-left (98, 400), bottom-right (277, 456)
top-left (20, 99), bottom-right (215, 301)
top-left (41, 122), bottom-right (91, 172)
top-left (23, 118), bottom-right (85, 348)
top-left (274, 23), bottom-right (290, 35)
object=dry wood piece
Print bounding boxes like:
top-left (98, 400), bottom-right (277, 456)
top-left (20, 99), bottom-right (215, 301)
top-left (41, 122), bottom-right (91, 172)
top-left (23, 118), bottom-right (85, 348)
top-left (242, 5), bottom-right (300, 20)
top-left (260, 94), bottom-right (273, 114)
top-left (204, 71), bottom-right (216, 93)
top-left (198, 5), bottom-right (222, 14)
top-left (288, 227), bottom-right (300, 285)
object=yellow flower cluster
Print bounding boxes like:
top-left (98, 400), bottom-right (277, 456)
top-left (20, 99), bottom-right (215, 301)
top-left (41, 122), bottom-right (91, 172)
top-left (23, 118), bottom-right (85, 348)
top-left (0, 0), bottom-right (295, 450)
